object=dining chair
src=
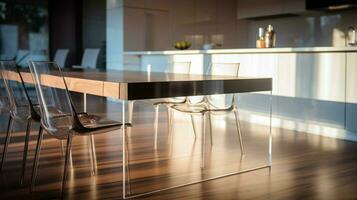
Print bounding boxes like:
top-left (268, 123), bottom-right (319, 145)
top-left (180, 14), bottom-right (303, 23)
top-left (15, 50), bottom-right (30, 67)
top-left (170, 63), bottom-right (245, 168)
top-left (0, 60), bottom-right (43, 186)
top-left (152, 61), bottom-right (193, 149)
top-left (28, 61), bottom-right (130, 197)
top-left (0, 72), bottom-right (9, 112)
top-left (73, 48), bottom-right (100, 69)
top-left (0, 72), bottom-right (10, 133)
top-left (54, 49), bottom-right (69, 68)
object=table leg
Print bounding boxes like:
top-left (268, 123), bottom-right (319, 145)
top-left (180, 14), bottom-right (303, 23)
top-left (269, 90), bottom-right (273, 168)
top-left (123, 92), bottom-right (273, 199)
top-left (122, 100), bottom-right (127, 199)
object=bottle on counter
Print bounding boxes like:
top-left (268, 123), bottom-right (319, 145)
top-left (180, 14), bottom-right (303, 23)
top-left (347, 26), bottom-right (356, 46)
top-left (265, 25), bottom-right (276, 48)
top-left (256, 27), bottom-right (265, 48)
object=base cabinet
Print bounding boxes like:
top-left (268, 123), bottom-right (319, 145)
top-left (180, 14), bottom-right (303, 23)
top-left (346, 53), bottom-right (357, 132)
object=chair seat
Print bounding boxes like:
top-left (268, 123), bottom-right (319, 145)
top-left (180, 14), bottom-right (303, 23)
top-left (77, 113), bottom-right (122, 129)
top-left (152, 98), bottom-right (186, 106)
top-left (72, 65), bottom-right (85, 69)
top-left (10, 105), bottom-right (31, 121)
top-left (171, 103), bottom-right (234, 114)
top-left (73, 113), bottom-right (123, 136)
top-left (171, 104), bottom-right (207, 114)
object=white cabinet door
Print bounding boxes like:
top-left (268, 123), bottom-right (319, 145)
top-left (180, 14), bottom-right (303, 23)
top-left (346, 52), bottom-right (357, 131)
top-left (124, 7), bottom-right (171, 51)
top-left (277, 53), bottom-right (345, 102)
top-left (276, 53), bottom-right (346, 128)
top-left (211, 53), bottom-right (279, 93)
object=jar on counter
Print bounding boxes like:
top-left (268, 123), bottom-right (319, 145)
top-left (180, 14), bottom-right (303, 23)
top-left (265, 25), bottom-right (276, 48)
top-left (256, 27), bottom-right (265, 48)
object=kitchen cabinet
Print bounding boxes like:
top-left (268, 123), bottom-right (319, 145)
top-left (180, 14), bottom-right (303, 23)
top-left (291, 53), bottom-right (345, 102)
top-left (346, 52), bottom-right (357, 132)
top-left (276, 53), bottom-right (345, 128)
top-left (124, 7), bottom-right (171, 51)
top-left (237, 0), bottom-right (305, 19)
top-left (124, 0), bottom-right (170, 10)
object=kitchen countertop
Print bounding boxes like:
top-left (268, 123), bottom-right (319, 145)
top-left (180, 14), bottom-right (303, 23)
top-left (124, 46), bottom-right (357, 55)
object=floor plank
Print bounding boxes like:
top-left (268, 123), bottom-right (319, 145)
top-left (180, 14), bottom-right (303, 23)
top-left (1, 97), bottom-right (357, 200)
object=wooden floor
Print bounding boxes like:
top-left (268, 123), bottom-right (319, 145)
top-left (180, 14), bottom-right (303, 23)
top-left (1, 96), bottom-right (357, 200)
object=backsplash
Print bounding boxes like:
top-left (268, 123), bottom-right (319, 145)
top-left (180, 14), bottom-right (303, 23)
top-left (123, 0), bottom-right (357, 51)
top-left (245, 10), bottom-right (357, 48)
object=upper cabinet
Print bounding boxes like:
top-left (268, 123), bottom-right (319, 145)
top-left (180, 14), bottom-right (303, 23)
top-left (237, 0), bottom-right (305, 19)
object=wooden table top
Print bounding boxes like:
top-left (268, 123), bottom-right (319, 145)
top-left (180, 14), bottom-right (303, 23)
top-left (6, 69), bottom-right (272, 100)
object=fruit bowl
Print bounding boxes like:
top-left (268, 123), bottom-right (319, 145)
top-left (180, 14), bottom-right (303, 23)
top-left (173, 41), bottom-right (191, 50)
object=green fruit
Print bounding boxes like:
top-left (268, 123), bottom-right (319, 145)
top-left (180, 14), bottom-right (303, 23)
top-left (174, 41), bottom-right (191, 49)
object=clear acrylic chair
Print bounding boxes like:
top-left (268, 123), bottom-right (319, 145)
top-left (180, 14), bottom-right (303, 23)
top-left (0, 60), bottom-right (42, 186)
top-left (28, 61), bottom-right (130, 197)
top-left (170, 63), bottom-right (245, 168)
top-left (152, 61), bottom-right (192, 149)
top-left (54, 49), bottom-right (69, 68)
top-left (73, 48), bottom-right (100, 69)
top-left (0, 72), bottom-right (10, 113)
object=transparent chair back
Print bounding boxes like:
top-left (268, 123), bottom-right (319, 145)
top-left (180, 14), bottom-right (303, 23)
top-left (54, 49), bottom-right (69, 68)
top-left (29, 61), bottom-right (74, 139)
top-left (0, 72), bottom-right (10, 112)
top-left (0, 61), bottom-right (31, 120)
top-left (165, 61), bottom-right (191, 102)
top-left (207, 63), bottom-right (240, 109)
top-left (165, 61), bottom-right (191, 74)
top-left (188, 63), bottom-right (240, 109)
top-left (81, 48), bottom-right (100, 69)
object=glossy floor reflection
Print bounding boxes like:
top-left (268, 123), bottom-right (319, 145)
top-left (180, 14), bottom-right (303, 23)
top-left (0, 96), bottom-right (357, 200)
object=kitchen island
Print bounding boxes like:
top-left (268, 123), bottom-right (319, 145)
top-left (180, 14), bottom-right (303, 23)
top-left (124, 47), bottom-right (357, 141)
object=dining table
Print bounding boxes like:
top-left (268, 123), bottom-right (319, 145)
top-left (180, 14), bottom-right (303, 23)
top-left (4, 68), bottom-right (273, 199)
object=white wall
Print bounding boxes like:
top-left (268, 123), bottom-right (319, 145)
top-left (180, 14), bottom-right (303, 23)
top-left (106, 0), bottom-right (124, 70)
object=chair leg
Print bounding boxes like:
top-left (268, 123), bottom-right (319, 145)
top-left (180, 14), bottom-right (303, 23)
top-left (1, 116), bottom-right (14, 171)
top-left (154, 105), bottom-right (159, 149)
top-left (89, 135), bottom-right (97, 175)
top-left (128, 101), bottom-right (134, 124)
top-left (208, 112), bottom-right (213, 146)
top-left (60, 140), bottom-right (73, 169)
top-left (20, 118), bottom-right (32, 186)
top-left (60, 140), bottom-right (65, 156)
top-left (190, 115), bottom-right (197, 139)
top-left (200, 114), bottom-right (206, 169)
top-left (234, 109), bottom-right (245, 156)
top-left (167, 109), bottom-right (174, 143)
top-left (30, 126), bottom-right (43, 192)
top-left (166, 107), bottom-right (171, 134)
top-left (61, 133), bottom-right (73, 199)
